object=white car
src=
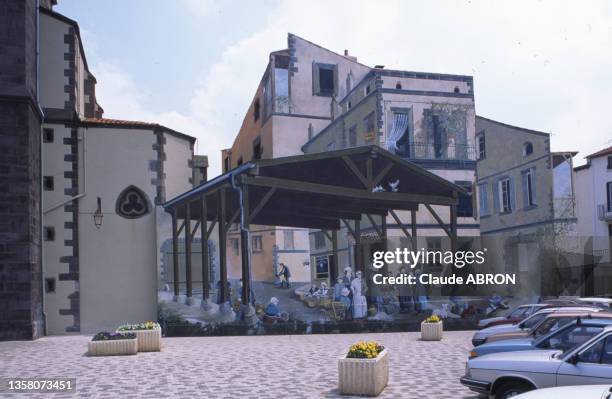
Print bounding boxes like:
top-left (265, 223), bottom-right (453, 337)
top-left (461, 324), bottom-right (612, 399)
top-left (472, 306), bottom-right (602, 346)
top-left (579, 298), bottom-right (612, 309)
top-left (513, 385), bottom-right (612, 398)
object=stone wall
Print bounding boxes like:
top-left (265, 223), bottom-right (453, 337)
top-left (0, 0), bottom-right (44, 340)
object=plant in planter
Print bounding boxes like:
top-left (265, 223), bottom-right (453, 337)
top-left (88, 332), bottom-right (137, 356)
top-left (338, 341), bottom-right (388, 396)
top-left (421, 314), bottom-right (443, 341)
top-left (117, 321), bottom-right (162, 352)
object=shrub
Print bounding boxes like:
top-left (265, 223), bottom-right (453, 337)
top-left (347, 341), bottom-right (385, 359)
top-left (92, 332), bottom-right (136, 341)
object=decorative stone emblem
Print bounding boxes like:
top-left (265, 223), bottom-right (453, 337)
top-left (116, 185), bottom-right (150, 219)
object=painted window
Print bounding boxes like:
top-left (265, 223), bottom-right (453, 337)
top-left (251, 235), bottom-right (263, 253)
top-left (43, 226), bottom-right (55, 241)
top-left (348, 125), bottom-right (357, 147)
top-left (231, 238), bottom-right (239, 256)
top-left (253, 98), bottom-right (260, 122)
top-left (313, 62), bottom-right (337, 96)
top-left (274, 55), bottom-right (289, 113)
top-left (455, 181), bottom-right (473, 217)
top-left (314, 255), bottom-right (330, 279)
top-left (43, 176), bottom-right (54, 191)
top-left (478, 134), bottom-right (486, 160)
top-left (478, 183), bottom-right (489, 216)
top-left (43, 128), bottom-right (54, 143)
top-left (115, 185), bottom-right (150, 219)
top-left (608, 156), bottom-right (612, 170)
top-left (607, 181), bottom-right (612, 212)
top-left (283, 230), bottom-right (294, 250)
top-left (314, 231), bottom-right (326, 249)
top-left (522, 168), bottom-right (536, 207)
top-left (523, 142), bottom-right (534, 157)
top-left (499, 178), bottom-right (512, 213)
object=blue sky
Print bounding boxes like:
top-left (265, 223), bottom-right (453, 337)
top-left (56, 0), bottom-right (612, 176)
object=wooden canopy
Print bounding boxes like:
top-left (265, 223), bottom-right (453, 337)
top-left (163, 145), bottom-right (465, 307)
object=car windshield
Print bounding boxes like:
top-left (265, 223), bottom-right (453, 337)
top-left (536, 325), bottom-right (603, 356)
top-left (520, 313), bottom-right (546, 329)
top-left (508, 307), bottom-right (530, 319)
top-left (531, 317), bottom-right (576, 338)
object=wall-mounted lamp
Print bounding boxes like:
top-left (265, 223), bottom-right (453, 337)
top-left (93, 197), bottom-right (103, 229)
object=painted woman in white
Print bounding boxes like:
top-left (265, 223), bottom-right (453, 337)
top-left (351, 271), bottom-right (367, 318)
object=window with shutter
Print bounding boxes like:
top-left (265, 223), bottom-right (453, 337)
top-left (313, 62), bottom-right (337, 96)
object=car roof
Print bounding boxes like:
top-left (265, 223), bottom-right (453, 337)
top-left (577, 318), bottom-right (612, 326)
top-left (579, 297), bottom-right (612, 303)
top-left (534, 306), bottom-right (601, 315)
top-left (543, 311), bottom-right (612, 319)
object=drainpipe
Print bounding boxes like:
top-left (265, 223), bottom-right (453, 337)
top-left (36, 0), bottom-right (47, 336)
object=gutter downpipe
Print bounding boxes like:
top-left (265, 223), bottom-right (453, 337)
top-left (229, 165), bottom-right (256, 308)
top-left (36, 0), bottom-right (48, 337)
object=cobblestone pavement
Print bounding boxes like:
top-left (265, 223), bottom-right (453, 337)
top-left (0, 331), bottom-right (483, 399)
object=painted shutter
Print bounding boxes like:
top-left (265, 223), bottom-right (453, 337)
top-left (509, 177), bottom-right (516, 212)
top-left (531, 170), bottom-right (537, 205)
top-left (521, 172), bottom-right (528, 209)
top-left (492, 181), bottom-right (500, 214)
top-left (333, 64), bottom-right (339, 96)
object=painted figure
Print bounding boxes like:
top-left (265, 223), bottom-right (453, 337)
top-left (339, 287), bottom-right (352, 315)
top-left (317, 282), bottom-right (329, 297)
top-left (333, 276), bottom-right (344, 300)
top-left (342, 266), bottom-right (353, 286)
top-left (351, 271), bottom-right (367, 318)
top-left (396, 266), bottom-right (414, 312)
top-left (265, 297), bottom-right (281, 317)
top-left (277, 263), bottom-right (291, 288)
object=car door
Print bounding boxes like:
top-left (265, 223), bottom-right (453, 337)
top-left (557, 333), bottom-right (612, 386)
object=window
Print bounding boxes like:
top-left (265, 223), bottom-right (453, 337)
top-left (237, 157), bottom-right (243, 166)
top-left (45, 278), bottom-right (56, 293)
top-left (478, 134), bottom-right (486, 160)
top-left (365, 84), bottom-right (371, 95)
top-left (230, 238), bottom-right (239, 256)
top-left (314, 231), bottom-right (326, 249)
top-left (522, 169), bottom-right (536, 207)
top-left (307, 123), bottom-right (314, 140)
top-left (607, 182), bottom-right (612, 212)
top-left (499, 178), bottom-right (512, 213)
top-left (274, 55), bottom-right (289, 113)
top-left (478, 183), bottom-right (489, 216)
top-left (523, 142), bottom-right (533, 157)
top-left (251, 235), bottom-right (263, 253)
top-left (43, 176), bottom-right (54, 191)
top-left (456, 181), bottom-right (473, 217)
top-left (347, 101), bottom-right (352, 110)
top-left (252, 137), bottom-right (262, 160)
top-left (43, 128), bottom-right (54, 143)
top-left (314, 255), bottom-right (330, 279)
top-left (116, 185), bottom-right (150, 219)
top-left (348, 125), bottom-right (357, 147)
top-left (253, 98), bottom-right (260, 122)
top-left (283, 230), bottom-right (294, 250)
top-left (454, 86), bottom-right (460, 93)
top-left (43, 226), bottom-right (55, 242)
top-left (223, 156), bottom-right (230, 173)
top-left (608, 156), bottom-right (612, 170)
top-left (364, 112), bottom-right (375, 135)
top-left (313, 63), bottom-right (336, 96)
top-left (395, 82), bottom-right (402, 90)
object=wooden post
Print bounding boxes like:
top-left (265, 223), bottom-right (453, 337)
top-left (411, 209), bottom-right (417, 250)
top-left (450, 197), bottom-right (458, 255)
top-left (171, 208), bottom-right (180, 298)
top-left (201, 195), bottom-right (209, 300)
top-left (354, 218), bottom-right (362, 272)
top-left (218, 188), bottom-right (228, 303)
top-left (240, 184), bottom-right (251, 305)
top-left (185, 201), bottom-right (192, 300)
top-left (331, 229), bottom-right (338, 284)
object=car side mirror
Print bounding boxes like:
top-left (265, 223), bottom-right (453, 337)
top-left (567, 354), bottom-right (580, 365)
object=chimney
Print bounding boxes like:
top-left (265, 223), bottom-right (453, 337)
top-left (343, 49), bottom-right (358, 62)
top-left (374, 65), bottom-right (385, 69)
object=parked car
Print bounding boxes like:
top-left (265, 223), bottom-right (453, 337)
top-left (486, 310), bottom-right (610, 344)
top-left (478, 304), bottom-right (549, 329)
top-left (469, 317), bottom-right (612, 358)
top-left (513, 384), bottom-right (612, 398)
top-left (461, 323), bottom-right (612, 399)
top-left (472, 306), bottom-right (603, 346)
top-left (578, 297), bottom-right (612, 309)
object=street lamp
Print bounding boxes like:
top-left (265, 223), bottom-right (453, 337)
top-left (93, 197), bottom-right (103, 229)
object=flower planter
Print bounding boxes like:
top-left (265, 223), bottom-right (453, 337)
top-left (338, 349), bottom-right (389, 396)
top-left (88, 338), bottom-right (137, 356)
top-left (119, 327), bottom-right (162, 352)
top-left (421, 320), bottom-right (443, 341)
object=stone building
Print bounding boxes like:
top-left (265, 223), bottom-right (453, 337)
top-left (1, 1), bottom-right (207, 338)
top-left (222, 34), bottom-right (478, 291)
top-left (475, 116), bottom-right (579, 296)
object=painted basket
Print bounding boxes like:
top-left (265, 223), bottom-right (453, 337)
top-left (338, 349), bottom-right (389, 396)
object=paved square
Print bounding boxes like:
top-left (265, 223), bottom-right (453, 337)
top-left (0, 331), bottom-right (482, 398)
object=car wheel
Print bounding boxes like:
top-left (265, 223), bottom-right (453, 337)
top-left (494, 381), bottom-right (534, 399)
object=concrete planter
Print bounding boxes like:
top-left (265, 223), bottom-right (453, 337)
top-left (88, 338), bottom-right (138, 356)
top-left (338, 349), bottom-right (389, 396)
top-left (119, 327), bottom-right (162, 352)
top-left (421, 320), bottom-right (443, 341)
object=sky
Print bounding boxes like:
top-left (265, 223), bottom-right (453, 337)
top-left (55, 0), bottom-right (612, 176)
